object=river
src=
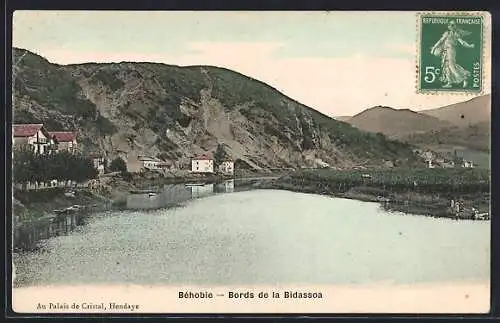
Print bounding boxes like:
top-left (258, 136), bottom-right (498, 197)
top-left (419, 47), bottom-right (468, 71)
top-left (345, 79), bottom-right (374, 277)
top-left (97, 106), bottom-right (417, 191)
top-left (12, 179), bottom-right (490, 287)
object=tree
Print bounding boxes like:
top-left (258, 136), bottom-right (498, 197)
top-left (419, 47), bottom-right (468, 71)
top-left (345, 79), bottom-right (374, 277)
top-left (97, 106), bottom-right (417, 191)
top-left (213, 143), bottom-right (228, 168)
top-left (72, 153), bottom-right (98, 183)
top-left (12, 146), bottom-right (98, 189)
top-left (109, 157), bottom-right (127, 173)
top-left (13, 144), bottom-right (36, 189)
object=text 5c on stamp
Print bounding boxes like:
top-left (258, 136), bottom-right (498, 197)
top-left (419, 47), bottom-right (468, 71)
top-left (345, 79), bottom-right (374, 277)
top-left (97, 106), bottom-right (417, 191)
top-left (417, 13), bottom-right (484, 93)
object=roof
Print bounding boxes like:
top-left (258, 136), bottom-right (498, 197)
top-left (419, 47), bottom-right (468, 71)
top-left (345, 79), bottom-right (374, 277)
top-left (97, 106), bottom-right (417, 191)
top-left (193, 154), bottom-right (212, 160)
top-left (48, 131), bottom-right (76, 142)
top-left (13, 124), bottom-right (44, 137)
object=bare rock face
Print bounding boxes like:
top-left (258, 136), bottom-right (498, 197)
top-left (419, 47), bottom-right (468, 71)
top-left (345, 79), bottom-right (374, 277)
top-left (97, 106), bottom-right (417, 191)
top-left (12, 48), bottom-right (420, 170)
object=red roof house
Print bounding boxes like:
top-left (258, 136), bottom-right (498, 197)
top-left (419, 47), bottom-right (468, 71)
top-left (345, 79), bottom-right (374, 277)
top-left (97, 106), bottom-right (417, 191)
top-left (12, 124), bottom-right (52, 154)
top-left (194, 154), bottom-right (213, 160)
top-left (13, 124), bottom-right (46, 138)
top-left (48, 131), bottom-right (76, 143)
top-left (48, 131), bottom-right (77, 153)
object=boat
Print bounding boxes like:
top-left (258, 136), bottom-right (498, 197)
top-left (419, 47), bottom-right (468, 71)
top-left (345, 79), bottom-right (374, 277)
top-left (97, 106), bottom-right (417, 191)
top-left (129, 189), bottom-right (158, 194)
top-left (148, 192), bottom-right (157, 198)
top-left (184, 183), bottom-right (206, 187)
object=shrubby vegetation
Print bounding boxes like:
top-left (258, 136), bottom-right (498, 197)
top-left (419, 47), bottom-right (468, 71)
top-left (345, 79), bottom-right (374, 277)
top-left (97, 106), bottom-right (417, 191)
top-left (290, 168), bottom-right (490, 194)
top-left (213, 143), bottom-right (229, 168)
top-left (90, 69), bottom-right (125, 91)
top-left (94, 114), bottom-right (118, 135)
top-left (12, 145), bottom-right (98, 187)
top-left (109, 157), bottom-right (127, 173)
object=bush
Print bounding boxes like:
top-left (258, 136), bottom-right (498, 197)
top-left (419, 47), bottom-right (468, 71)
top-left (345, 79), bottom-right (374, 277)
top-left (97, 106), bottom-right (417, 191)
top-left (12, 145), bottom-right (98, 185)
top-left (121, 171), bottom-right (134, 182)
top-left (109, 157), bottom-right (127, 173)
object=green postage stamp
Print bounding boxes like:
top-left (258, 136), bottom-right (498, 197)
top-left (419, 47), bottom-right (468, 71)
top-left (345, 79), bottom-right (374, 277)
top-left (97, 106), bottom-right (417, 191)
top-left (417, 13), bottom-right (484, 93)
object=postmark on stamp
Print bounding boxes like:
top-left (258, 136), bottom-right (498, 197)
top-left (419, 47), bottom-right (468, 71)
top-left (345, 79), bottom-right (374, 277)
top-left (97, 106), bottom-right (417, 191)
top-left (417, 13), bottom-right (484, 93)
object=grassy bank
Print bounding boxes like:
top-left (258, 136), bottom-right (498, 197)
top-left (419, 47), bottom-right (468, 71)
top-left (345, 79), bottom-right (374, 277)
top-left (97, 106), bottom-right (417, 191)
top-left (13, 187), bottom-right (111, 222)
top-left (258, 168), bottom-right (490, 219)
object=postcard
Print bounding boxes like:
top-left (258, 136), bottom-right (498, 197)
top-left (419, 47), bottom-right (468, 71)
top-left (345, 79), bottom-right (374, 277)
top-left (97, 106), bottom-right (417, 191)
top-left (10, 10), bottom-right (491, 314)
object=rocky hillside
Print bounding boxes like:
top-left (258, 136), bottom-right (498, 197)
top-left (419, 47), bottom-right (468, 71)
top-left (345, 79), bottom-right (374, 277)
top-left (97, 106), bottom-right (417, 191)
top-left (12, 48), bottom-right (421, 171)
top-left (346, 106), bottom-right (452, 139)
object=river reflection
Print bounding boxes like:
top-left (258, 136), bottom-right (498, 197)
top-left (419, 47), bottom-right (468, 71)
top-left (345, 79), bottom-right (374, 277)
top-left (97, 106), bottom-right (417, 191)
top-left (126, 180), bottom-right (235, 210)
top-left (13, 180), bottom-right (240, 251)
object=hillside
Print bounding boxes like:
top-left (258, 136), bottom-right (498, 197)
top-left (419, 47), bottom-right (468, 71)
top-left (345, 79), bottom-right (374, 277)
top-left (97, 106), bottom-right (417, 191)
top-left (404, 95), bottom-right (491, 154)
top-left (404, 121), bottom-right (490, 152)
top-left (12, 47), bottom-right (421, 171)
top-left (334, 116), bottom-right (352, 122)
top-left (420, 95), bottom-right (491, 127)
top-left (346, 106), bottom-right (451, 139)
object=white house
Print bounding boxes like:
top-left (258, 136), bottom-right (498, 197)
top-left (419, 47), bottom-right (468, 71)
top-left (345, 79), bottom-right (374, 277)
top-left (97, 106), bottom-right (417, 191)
top-left (139, 156), bottom-right (173, 171)
top-left (48, 131), bottom-right (78, 153)
top-left (191, 155), bottom-right (214, 173)
top-left (12, 124), bottom-right (51, 154)
top-left (219, 160), bottom-right (234, 175)
top-left (89, 153), bottom-right (106, 175)
top-left (462, 160), bottom-right (474, 168)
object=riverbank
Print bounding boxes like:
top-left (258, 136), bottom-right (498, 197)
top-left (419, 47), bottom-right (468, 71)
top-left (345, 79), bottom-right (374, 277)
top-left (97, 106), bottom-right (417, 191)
top-left (13, 187), bottom-right (112, 223)
top-left (258, 168), bottom-right (491, 220)
top-left (12, 169), bottom-right (279, 222)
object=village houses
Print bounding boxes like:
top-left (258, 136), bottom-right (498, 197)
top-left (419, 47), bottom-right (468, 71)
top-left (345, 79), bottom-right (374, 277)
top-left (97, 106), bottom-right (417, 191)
top-left (191, 155), bottom-right (214, 173)
top-left (48, 131), bottom-right (78, 153)
top-left (13, 124), bottom-right (79, 156)
top-left (12, 124), bottom-right (109, 185)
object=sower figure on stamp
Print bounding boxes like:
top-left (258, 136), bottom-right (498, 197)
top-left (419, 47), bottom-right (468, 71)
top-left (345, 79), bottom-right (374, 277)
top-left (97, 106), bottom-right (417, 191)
top-left (431, 20), bottom-right (475, 88)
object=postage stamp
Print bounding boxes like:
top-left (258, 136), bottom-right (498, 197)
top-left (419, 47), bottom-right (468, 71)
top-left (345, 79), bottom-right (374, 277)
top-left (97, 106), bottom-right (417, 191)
top-left (417, 13), bottom-right (484, 93)
top-left (10, 11), bottom-right (491, 315)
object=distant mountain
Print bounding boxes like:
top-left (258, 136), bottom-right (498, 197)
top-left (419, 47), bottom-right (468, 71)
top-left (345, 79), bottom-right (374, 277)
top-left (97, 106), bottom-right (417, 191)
top-left (346, 106), bottom-right (452, 139)
top-left (420, 95), bottom-right (491, 127)
top-left (12, 47), bottom-right (421, 171)
top-left (341, 95), bottom-right (491, 160)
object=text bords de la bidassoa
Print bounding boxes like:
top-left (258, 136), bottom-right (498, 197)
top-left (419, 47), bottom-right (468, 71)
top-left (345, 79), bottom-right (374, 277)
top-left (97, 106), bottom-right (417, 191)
top-left (178, 290), bottom-right (324, 299)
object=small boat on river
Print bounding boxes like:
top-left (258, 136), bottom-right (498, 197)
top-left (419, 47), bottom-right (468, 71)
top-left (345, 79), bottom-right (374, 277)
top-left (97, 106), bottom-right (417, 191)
top-left (185, 183), bottom-right (206, 187)
top-left (129, 189), bottom-right (158, 194)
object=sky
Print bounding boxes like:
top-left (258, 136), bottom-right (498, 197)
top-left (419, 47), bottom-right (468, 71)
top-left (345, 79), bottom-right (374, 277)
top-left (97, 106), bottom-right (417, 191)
top-left (12, 11), bottom-right (492, 117)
